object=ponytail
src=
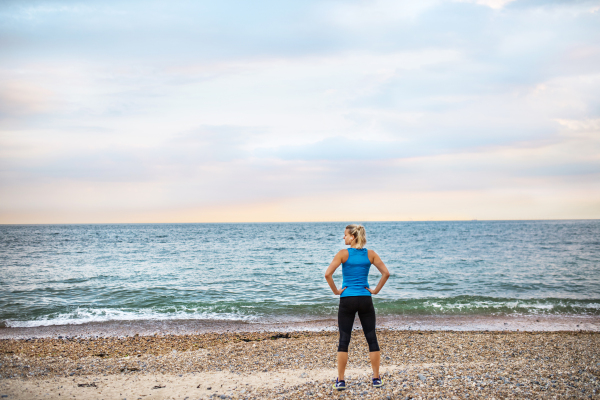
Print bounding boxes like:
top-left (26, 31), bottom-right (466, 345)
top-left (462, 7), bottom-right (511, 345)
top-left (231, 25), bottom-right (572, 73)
top-left (345, 224), bottom-right (367, 249)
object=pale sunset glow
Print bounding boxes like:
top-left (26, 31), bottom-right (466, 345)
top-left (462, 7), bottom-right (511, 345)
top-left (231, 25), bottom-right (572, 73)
top-left (1, 0), bottom-right (599, 223)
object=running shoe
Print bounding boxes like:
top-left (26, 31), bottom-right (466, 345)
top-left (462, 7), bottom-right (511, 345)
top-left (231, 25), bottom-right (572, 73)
top-left (372, 377), bottom-right (384, 387)
top-left (332, 378), bottom-right (346, 390)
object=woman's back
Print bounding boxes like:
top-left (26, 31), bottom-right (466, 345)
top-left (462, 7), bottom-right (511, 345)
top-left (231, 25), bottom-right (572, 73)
top-left (341, 247), bottom-right (371, 297)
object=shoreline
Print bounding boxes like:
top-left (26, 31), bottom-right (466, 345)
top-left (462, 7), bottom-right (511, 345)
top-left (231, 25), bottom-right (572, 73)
top-left (1, 329), bottom-right (599, 399)
top-left (1, 314), bottom-right (599, 339)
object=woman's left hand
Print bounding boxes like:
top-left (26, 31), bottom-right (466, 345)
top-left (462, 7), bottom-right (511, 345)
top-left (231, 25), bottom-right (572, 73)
top-left (365, 287), bottom-right (379, 295)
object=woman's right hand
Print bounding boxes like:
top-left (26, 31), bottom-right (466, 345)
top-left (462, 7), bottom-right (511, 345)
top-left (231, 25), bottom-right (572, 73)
top-left (334, 287), bottom-right (347, 295)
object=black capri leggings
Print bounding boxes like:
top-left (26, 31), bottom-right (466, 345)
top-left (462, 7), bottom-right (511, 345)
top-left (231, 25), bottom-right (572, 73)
top-left (337, 296), bottom-right (380, 352)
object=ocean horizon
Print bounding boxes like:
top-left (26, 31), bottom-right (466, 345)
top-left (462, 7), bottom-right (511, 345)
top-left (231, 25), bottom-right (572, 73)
top-left (1, 220), bottom-right (599, 330)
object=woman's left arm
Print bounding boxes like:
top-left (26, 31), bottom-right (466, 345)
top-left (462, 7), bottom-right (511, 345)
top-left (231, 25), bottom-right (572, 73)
top-left (365, 250), bottom-right (390, 295)
top-left (324, 250), bottom-right (347, 295)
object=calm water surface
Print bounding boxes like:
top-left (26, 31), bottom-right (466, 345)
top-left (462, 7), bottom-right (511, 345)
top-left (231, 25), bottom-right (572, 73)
top-left (1, 221), bottom-right (599, 327)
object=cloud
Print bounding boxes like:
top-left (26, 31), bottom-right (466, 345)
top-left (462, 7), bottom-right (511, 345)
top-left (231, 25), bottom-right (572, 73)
top-left (258, 137), bottom-right (408, 161)
top-left (0, 80), bottom-right (54, 119)
top-left (455, 0), bottom-right (517, 9)
top-left (0, 0), bottom-right (599, 222)
top-left (0, 125), bottom-right (263, 184)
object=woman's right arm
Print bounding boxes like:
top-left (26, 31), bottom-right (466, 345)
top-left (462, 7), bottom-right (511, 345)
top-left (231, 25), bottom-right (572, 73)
top-left (324, 250), bottom-right (347, 295)
top-left (365, 250), bottom-right (390, 295)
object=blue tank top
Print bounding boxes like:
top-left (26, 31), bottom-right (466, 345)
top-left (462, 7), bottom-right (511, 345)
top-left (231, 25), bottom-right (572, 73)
top-left (340, 247), bottom-right (372, 297)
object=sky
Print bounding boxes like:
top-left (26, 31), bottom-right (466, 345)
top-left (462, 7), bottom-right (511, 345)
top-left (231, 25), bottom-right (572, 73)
top-left (0, 0), bottom-right (599, 223)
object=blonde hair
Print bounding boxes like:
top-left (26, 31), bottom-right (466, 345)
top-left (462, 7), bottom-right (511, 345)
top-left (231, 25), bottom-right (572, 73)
top-left (346, 224), bottom-right (367, 249)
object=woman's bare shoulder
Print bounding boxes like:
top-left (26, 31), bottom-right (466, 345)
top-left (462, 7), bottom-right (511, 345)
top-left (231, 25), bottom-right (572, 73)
top-left (367, 249), bottom-right (379, 261)
top-left (338, 248), bottom-right (349, 262)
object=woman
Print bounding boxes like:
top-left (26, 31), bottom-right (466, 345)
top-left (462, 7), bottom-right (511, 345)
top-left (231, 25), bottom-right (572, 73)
top-left (324, 224), bottom-right (390, 391)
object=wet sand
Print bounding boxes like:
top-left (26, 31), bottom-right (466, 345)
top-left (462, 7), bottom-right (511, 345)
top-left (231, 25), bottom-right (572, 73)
top-left (1, 327), bottom-right (600, 399)
top-left (1, 314), bottom-right (598, 340)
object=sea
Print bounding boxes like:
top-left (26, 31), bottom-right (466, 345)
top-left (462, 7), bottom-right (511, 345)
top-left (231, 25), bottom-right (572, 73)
top-left (1, 220), bottom-right (599, 335)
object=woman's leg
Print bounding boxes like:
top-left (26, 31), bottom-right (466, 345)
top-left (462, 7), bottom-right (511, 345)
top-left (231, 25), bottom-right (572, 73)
top-left (369, 351), bottom-right (380, 379)
top-left (337, 352), bottom-right (348, 381)
top-left (337, 297), bottom-right (357, 381)
top-left (357, 297), bottom-right (380, 379)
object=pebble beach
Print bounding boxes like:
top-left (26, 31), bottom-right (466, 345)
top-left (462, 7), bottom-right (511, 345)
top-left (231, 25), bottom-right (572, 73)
top-left (1, 328), bottom-right (599, 399)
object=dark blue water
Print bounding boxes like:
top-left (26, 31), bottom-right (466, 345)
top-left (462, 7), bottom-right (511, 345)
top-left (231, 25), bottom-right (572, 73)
top-left (0, 221), bottom-right (599, 327)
